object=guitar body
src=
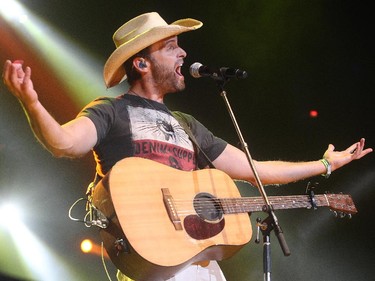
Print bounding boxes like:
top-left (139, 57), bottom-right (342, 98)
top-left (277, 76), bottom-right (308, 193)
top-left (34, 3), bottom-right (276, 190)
top-left (92, 157), bottom-right (252, 281)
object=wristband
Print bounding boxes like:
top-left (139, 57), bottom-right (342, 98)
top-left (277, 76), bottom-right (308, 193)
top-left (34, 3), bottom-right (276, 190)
top-left (320, 158), bottom-right (332, 178)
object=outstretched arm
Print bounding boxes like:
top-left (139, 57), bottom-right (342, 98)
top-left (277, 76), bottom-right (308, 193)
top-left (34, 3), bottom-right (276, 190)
top-left (2, 60), bottom-right (97, 158)
top-left (213, 138), bottom-right (372, 186)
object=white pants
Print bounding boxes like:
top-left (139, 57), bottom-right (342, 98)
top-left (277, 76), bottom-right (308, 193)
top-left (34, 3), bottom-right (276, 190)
top-left (117, 261), bottom-right (227, 281)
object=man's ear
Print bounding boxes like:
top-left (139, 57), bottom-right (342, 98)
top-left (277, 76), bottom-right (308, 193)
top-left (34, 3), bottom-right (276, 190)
top-left (138, 60), bottom-right (147, 69)
top-left (133, 57), bottom-right (147, 71)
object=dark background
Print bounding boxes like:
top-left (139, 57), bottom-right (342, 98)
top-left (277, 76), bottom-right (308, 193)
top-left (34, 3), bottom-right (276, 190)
top-left (1, 0), bottom-right (374, 280)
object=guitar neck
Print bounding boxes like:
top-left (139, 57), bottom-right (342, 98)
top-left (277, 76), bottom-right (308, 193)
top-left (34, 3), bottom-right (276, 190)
top-left (220, 194), bottom-right (329, 214)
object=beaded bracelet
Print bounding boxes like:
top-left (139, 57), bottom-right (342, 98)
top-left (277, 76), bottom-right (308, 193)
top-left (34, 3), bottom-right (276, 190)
top-left (320, 158), bottom-right (332, 178)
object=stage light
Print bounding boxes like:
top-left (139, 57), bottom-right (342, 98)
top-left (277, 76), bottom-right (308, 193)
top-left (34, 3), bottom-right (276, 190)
top-left (1, 0), bottom-right (123, 110)
top-left (80, 238), bottom-right (109, 259)
top-left (81, 239), bottom-right (93, 253)
top-left (309, 109), bottom-right (318, 118)
top-left (0, 203), bottom-right (22, 228)
top-left (2, 215), bottom-right (81, 281)
top-left (0, 0), bottom-right (27, 22)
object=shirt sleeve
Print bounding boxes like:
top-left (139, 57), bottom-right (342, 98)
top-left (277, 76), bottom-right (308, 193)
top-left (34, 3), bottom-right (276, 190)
top-left (174, 111), bottom-right (227, 163)
top-left (77, 97), bottom-right (116, 146)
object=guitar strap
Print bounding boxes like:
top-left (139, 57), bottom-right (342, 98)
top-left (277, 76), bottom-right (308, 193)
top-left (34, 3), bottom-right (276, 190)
top-left (172, 111), bottom-right (216, 169)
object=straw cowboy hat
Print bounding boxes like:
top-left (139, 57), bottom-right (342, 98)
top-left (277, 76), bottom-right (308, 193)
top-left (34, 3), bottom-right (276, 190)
top-left (103, 12), bottom-right (203, 88)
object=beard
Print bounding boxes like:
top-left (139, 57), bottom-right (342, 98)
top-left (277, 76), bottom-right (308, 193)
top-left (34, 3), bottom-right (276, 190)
top-left (149, 58), bottom-right (185, 93)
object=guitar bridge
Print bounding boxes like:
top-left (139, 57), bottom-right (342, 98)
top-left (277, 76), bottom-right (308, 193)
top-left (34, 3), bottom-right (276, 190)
top-left (162, 188), bottom-right (183, 231)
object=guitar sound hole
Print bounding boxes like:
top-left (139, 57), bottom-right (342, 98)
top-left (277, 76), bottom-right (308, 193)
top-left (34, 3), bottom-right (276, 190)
top-left (193, 192), bottom-right (223, 222)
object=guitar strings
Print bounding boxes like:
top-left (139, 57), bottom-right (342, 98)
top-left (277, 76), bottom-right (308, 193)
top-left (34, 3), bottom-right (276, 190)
top-left (171, 195), bottom-right (331, 216)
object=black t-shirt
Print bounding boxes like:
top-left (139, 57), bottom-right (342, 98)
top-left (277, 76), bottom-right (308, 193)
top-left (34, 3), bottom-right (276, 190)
top-left (78, 94), bottom-right (227, 177)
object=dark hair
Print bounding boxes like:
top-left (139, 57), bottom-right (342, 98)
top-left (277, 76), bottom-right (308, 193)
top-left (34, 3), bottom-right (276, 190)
top-left (124, 47), bottom-right (151, 85)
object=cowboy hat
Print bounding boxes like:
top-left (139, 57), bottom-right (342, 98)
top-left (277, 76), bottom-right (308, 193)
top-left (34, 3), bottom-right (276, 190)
top-left (103, 12), bottom-right (203, 88)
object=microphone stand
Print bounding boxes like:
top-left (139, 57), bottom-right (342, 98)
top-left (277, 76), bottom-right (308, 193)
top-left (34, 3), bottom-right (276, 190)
top-left (214, 77), bottom-right (291, 281)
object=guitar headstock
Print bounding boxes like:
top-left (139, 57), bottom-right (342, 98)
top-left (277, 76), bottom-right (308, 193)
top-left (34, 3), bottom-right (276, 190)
top-left (326, 193), bottom-right (358, 217)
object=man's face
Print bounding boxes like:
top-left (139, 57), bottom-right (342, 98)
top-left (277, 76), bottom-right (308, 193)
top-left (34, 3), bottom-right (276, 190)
top-left (147, 36), bottom-right (187, 94)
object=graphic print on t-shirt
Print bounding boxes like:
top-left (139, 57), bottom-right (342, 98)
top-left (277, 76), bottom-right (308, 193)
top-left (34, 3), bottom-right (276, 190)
top-left (128, 106), bottom-right (196, 171)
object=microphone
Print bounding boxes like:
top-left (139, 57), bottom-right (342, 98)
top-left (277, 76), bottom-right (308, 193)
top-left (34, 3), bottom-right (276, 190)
top-left (189, 62), bottom-right (248, 80)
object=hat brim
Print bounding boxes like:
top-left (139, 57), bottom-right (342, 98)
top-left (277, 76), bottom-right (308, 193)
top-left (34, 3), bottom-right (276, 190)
top-left (104, 18), bottom-right (202, 88)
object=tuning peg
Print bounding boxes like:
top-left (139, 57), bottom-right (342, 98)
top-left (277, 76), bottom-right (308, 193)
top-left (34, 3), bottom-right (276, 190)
top-left (332, 210), bottom-right (338, 217)
top-left (348, 214), bottom-right (352, 219)
top-left (338, 212), bottom-right (346, 219)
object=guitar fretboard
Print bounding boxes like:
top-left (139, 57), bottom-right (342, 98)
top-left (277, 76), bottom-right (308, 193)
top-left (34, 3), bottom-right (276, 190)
top-left (220, 195), bottom-right (330, 214)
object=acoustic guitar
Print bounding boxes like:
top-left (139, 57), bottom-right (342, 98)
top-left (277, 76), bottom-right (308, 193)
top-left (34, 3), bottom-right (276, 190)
top-left (92, 157), bottom-right (357, 281)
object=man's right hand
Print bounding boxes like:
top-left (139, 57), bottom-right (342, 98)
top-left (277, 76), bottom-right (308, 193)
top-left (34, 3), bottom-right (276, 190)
top-left (2, 60), bottom-right (39, 109)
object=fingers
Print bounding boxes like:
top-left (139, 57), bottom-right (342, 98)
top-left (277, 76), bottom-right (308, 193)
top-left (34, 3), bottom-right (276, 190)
top-left (324, 138), bottom-right (372, 170)
top-left (356, 148), bottom-right (373, 159)
top-left (356, 138), bottom-right (365, 155)
top-left (3, 60), bottom-right (26, 90)
top-left (359, 138), bottom-right (366, 151)
top-left (323, 144), bottom-right (335, 159)
top-left (23, 66), bottom-right (32, 86)
top-left (14, 60), bottom-right (26, 79)
top-left (3, 59), bottom-right (25, 76)
top-left (347, 138), bottom-right (373, 160)
top-left (347, 142), bottom-right (359, 154)
top-left (2, 60), bottom-right (12, 83)
top-left (327, 144), bottom-right (335, 152)
top-left (8, 64), bottom-right (21, 90)
top-left (13, 60), bottom-right (24, 64)
top-left (355, 138), bottom-right (373, 159)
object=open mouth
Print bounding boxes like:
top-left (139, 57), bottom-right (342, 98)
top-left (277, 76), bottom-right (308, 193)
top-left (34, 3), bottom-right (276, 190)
top-left (175, 63), bottom-right (183, 77)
